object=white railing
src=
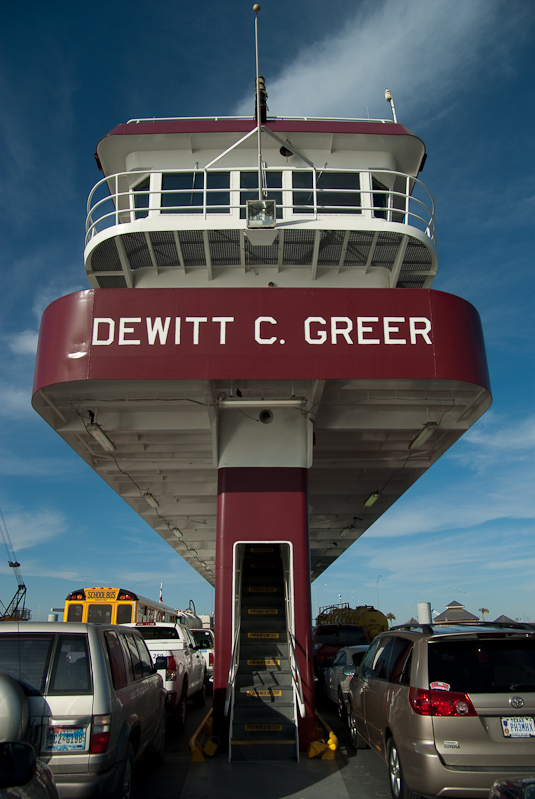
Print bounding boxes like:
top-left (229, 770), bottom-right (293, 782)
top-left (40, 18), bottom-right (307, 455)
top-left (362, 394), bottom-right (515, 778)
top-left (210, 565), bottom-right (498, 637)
top-left (85, 167), bottom-right (435, 246)
top-left (126, 115), bottom-right (394, 124)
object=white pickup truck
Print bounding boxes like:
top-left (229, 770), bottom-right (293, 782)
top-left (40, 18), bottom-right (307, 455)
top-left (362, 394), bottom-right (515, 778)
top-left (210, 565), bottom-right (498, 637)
top-left (125, 621), bottom-right (206, 727)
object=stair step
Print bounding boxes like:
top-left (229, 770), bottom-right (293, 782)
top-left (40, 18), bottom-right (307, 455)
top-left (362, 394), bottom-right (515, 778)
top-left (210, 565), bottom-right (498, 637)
top-left (236, 670), bottom-right (292, 688)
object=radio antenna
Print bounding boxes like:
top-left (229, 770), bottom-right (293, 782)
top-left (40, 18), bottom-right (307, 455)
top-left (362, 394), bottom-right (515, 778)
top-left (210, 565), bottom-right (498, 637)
top-left (254, 4), bottom-right (263, 199)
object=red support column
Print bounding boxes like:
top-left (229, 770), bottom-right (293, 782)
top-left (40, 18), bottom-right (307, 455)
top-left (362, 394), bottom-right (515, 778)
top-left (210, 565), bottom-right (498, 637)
top-left (212, 467), bottom-right (316, 751)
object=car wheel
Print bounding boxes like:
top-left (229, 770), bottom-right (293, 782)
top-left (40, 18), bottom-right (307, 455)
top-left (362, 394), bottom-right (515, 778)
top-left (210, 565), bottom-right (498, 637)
top-left (112, 743), bottom-right (135, 799)
top-left (176, 681), bottom-right (188, 731)
top-left (348, 708), bottom-right (369, 750)
top-left (386, 737), bottom-right (414, 799)
top-left (192, 675), bottom-right (207, 708)
top-left (337, 688), bottom-right (347, 720)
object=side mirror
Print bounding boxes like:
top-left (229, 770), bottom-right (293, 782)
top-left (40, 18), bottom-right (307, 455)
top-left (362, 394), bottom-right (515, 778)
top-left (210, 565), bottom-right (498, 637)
top-left (0, 742), bottom-right (36, 789)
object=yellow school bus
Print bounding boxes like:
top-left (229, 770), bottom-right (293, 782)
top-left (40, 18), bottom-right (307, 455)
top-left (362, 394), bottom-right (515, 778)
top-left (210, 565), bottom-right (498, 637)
top-left (64, 587), bottom-right (179, 625)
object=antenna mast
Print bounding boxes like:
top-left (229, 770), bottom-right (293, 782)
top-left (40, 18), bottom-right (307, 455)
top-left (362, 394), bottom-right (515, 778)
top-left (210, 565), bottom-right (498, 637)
top-left (254, 4), bottom-right (263, 199)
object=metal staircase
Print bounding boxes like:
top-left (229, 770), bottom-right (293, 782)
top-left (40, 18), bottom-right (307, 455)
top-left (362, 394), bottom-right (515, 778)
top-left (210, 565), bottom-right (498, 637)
top-left (228, 544), bottom-right (300, 760)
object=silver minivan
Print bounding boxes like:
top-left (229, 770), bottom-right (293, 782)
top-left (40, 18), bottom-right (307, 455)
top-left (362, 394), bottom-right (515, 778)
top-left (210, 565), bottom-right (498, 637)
top-left (0, 622), bottom-right (167, 799)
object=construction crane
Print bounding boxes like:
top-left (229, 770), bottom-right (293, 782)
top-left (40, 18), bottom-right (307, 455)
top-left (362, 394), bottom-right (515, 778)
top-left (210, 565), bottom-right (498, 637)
top-left (0, 506), bottom-right (30, 621)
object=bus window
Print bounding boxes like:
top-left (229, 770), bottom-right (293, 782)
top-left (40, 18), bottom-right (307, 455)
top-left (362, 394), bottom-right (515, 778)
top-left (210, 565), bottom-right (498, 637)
top-left (116, 604), bottom-right (134, 624)
top-left (87, 604), bottom-right (112, 624)
top-left (66, 604), bottom-right (83, 622)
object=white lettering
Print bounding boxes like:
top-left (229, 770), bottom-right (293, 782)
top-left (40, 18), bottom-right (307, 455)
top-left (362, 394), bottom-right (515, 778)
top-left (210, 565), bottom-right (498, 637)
top-left (146, 317), bottom-right (171, 345)
top-left (357, 317), bottom-right (380, 344)
top-left (255, 316), bottom-right (277, 345)
top-left (409, 317), bottom-right (432, 344)
top-left (92, 318), bottom-right (115, 345)
top-left (212, 317), bottom-right (235, 345)
top-left (384, 317), bottom-right (406, 344)
top-left (175, 317), bottom-right (181, 345)
top-left (304, 317), bottom-right (327, 345)
top-left (331, 317), bottom-right (353, 344)
top-left (185, 317), bottom-right (208, 345)
top-left (119, 318), bottom-right (141, 345)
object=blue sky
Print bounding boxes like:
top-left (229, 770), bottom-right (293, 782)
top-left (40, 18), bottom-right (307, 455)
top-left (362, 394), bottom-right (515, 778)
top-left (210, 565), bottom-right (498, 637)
top-left (1, 1), bottom-right (534, 624)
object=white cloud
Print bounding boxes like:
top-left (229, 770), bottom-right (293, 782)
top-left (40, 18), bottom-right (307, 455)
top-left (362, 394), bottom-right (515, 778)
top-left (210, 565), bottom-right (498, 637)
top-left (0, 509), bottom-right (68, 553)
top-left (235, 1), bottom-right (526, 122)
top-left (0, 386), bottom-right (34, 420)
top-left (7, 330), bottom-right (39, 356)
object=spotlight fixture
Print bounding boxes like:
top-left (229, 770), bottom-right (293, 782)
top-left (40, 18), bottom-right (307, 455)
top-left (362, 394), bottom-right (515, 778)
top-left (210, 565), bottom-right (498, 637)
top-left (408, 421), bottom-right (439, 451)
top-left (364, 492), bottom-right (381, 508)
top-left (143, 492), bottom-right (159, 510)
top-left (171, 527), bottom-right (183, 539)
top-left (87, 423), bottom-right (116, 452)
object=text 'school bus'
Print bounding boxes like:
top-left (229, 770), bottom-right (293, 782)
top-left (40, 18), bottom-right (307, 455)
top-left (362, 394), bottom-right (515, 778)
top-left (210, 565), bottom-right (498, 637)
top-left (64, 587), bottom-right (179, 625)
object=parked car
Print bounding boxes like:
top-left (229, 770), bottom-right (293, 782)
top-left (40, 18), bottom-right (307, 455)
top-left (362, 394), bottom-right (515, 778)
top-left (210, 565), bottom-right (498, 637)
top-left (0, 741), bottom-right (59, 799)
top-left (0, 622), bottom-right (167, 799)
top-left (125, 622), bottom-right (206, 726)
top-left (312, 623), bottom-right (369, 677)
top-left (347, 623), bottom-right (535, 799)
top-left (490, 777), bottom-right (535, 799)
top-left (323, 645), bottom-right (369, 718)
top-left (189, 629), bottom-right (214, 691)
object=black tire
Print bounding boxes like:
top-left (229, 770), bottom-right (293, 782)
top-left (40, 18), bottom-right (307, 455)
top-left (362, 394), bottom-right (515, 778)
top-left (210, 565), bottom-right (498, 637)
top-left (175, 681), bottom-right (187, 731)
top-left (348, 709), bottom-right (369, 750)
top-left (192, 675), bottom-right (207, 708)
top-left (0, 673), bottom-right (28, 740)
top-left (112, 743), bottom-right (135, 799)
top-left (386, 737), bottom-right (415, 799)
top-left (337, 688), bottom-right (347, 720)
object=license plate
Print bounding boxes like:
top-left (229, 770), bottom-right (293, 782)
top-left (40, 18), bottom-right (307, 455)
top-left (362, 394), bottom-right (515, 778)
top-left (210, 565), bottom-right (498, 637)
top-left (45, 726), bottom-right (86, 751)
top-left (501, 717), bottom-right (535, 738)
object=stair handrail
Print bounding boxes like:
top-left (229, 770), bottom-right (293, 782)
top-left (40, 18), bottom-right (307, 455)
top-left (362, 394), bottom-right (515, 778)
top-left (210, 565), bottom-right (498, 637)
top-left (224, 616), bottom-right (241, 717)
top-left (288, 630), bottom-right (306, 718)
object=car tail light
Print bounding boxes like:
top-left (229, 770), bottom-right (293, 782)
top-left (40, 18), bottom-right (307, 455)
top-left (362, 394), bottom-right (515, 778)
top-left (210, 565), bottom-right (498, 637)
top-left (409, 687), bottom-right (477, 716)
top-left (209, 652), bottom-right (214, 666)
top-left (90, 714), bottom-right (111, 753)
top-left (166, 656), bottom-right (177, 680)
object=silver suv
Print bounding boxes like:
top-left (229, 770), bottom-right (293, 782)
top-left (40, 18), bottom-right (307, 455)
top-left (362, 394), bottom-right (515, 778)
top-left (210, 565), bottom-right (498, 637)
top-left (0, 622), bottom-right (167, 799)
top-left (347, 623), bottom-right (535, 799)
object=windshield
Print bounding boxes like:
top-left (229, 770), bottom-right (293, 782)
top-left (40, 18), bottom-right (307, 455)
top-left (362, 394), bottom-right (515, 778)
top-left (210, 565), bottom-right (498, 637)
top-left (191, 630), bottom-right (213, 647)
top-left (315, 627), bottom-right (368, 646)
top-left (136, 627), bottom-right (180, 640)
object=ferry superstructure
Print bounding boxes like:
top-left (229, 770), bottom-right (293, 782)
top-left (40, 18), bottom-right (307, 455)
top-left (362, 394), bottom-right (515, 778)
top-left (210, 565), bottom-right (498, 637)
top-left (33, 87), bottom-right (491, 755)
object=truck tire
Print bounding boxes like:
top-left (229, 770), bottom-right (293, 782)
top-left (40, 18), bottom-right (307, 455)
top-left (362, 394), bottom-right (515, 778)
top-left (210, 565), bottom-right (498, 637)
top-left (0, 673), bottom-right (29, 741)
top-left (176, 681), bottom-right (187, 731)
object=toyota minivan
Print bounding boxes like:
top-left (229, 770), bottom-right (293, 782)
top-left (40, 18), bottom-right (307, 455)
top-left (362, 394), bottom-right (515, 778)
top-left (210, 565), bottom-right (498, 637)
top-left (347, 623), bottom-right (535, 799)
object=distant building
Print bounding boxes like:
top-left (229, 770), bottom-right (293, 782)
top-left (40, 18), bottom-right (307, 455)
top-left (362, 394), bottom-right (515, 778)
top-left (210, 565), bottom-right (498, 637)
top-left (433, 600), bottom-right (479, 624)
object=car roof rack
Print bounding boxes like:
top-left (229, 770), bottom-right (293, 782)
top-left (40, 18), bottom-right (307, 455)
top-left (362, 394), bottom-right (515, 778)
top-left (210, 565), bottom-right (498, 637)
top-left (389, 621), bottom-right (535, 634)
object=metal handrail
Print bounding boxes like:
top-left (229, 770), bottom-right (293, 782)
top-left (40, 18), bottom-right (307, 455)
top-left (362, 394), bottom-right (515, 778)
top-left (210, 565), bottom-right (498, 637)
top-left (223, 618), bottom-right (241, 717)
top-left (85, 167), bottom-right (436, 246)
top-left (127, 115), bottom-right (394, 124)
top-left (288, 631), bottom-right (306, 718)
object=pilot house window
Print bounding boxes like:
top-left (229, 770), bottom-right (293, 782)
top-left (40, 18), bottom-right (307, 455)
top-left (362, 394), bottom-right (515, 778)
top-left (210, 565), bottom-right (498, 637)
top-left (161, 172), bottom-right (230, 213)
top-left (293, 171), bottom-right (361, 214)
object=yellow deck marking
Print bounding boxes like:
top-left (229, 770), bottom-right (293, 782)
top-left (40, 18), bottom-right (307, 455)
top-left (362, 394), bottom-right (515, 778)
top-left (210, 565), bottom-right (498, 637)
top-left (248, 586), bottom-right (277, 592)
top-left (247, 632), bottom-right (279, 639)
top-left (245, 724), bottom-right (283, 731)
top-left (248, 608), bottom-right (278, 615)
top-left (246, 689), bottom-right (282, 697)
top-left (247, 659), bottom-right (280, 666)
